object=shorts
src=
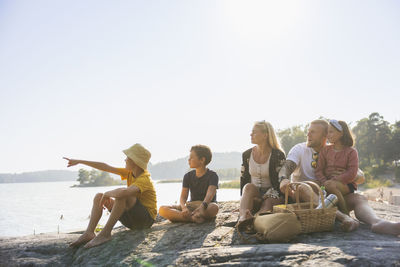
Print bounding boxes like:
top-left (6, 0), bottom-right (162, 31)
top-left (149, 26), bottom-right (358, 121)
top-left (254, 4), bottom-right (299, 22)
top-left (347, 183), bottom-right (356, 193)
top-left (118, 200), bottom-right (154, 230)
top-left (257, 187), bottom-right (269, 196)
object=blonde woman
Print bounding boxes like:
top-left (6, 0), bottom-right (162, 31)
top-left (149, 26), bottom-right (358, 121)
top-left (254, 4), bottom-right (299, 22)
top-left (237, 121), bottom-right (286, 224)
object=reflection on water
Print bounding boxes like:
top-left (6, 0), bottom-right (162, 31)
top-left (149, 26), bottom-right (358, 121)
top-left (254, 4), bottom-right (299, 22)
top-left (0, 181), bottom-right (240, 237)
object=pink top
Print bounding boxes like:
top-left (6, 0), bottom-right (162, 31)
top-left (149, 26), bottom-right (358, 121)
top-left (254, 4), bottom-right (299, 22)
top-left (315, 145), bottom-right (359, 188)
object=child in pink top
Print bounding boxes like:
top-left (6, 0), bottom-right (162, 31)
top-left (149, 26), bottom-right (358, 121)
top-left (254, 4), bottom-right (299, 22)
top-left (315, 120), bottom-right (359, 214)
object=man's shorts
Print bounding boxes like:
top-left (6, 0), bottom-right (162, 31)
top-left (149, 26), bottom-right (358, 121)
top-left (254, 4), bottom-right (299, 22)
top-left (119, 200), bottom-right (154, 230)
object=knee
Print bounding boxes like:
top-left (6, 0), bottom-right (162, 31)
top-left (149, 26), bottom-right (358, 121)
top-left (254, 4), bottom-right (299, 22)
top-left (243, 183), bottom-right (257, 195)
top-left (208, 203), bottom-right (219, 214)
top-left (351, 193), bottom-right (368, 203)
top-left (298, 184), bottom-right (308, 194)
top-left (298, 184), bottom-right (314, 197)
top-left (158, 206), bottom-right (169, 216)
top-left (324, 180), bottom-right (336, 192)
top-left (357, 194), bottom-right (368, 202)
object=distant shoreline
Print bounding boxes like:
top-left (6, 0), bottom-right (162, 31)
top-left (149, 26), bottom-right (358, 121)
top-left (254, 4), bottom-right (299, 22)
top-left (70, 183), bottom-right (124, 188)
top-left (156, 179), bottom-right (182, 184)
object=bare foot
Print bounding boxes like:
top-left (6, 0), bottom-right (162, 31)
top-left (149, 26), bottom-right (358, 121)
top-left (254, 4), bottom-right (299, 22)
top-left (341, 217), bottom-right (360, 232)
top-left (191, 213), bottom-right (206, 224)
top-left (236, 210), bottom-right (253, 226)
top-left (371, 220), bottom-right (400, 236)
top-left (69, 232), bottom-right (96, 248)
top-left (84, 233), bottom-right (112, 248)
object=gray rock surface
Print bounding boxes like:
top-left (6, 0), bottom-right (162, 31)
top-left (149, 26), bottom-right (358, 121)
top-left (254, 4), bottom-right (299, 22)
top-left (1, 201), bottom-right (400, 266)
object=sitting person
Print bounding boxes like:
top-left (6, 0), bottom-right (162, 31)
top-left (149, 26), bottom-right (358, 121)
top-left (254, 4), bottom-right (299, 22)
top-left (64, 143), bottom-right (157, 248)
top-left (237, 121), bottom-right (286, 225)
top-left (315, 119), bottom-right (358, 215)
top-left (159, 145), bottom-right (219, 223)
top-left (279, 119), bottom-right (400, 235)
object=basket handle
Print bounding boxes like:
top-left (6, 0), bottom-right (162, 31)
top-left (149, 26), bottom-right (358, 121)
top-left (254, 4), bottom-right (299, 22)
top-left (301, 181), bottom-right (326, 209)
top-left (284, 182), bottom-right (314, 209)
top-left (285, 181), bottom-right (325, 209)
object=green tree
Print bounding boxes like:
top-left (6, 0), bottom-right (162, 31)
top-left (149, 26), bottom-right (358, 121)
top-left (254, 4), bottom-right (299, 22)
top-left (93, 171), bottom-right (114, 186)
top-left (387, 121), bottom-right (400, 164)
top-left (89, 169), bottom-right (101, 184)
top-left (277, 125), bottom-right (307, 154)
top-left (216, 168), bottom-right (240, 180)
top-left (353, 112), bottom-right (392, 169)
top-left (77, 169), bottom-right (90, 184)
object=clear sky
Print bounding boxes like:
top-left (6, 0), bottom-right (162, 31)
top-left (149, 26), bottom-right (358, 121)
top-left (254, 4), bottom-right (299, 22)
top-left (0, 0), bottom-right (399, 173)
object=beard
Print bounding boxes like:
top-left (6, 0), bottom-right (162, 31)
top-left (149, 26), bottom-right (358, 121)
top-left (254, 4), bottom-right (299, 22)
top-left (307, 140), bottom-right (322, 148)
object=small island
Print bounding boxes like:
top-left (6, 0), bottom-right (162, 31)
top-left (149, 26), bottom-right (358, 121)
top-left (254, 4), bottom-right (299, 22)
top-left (71, 169), bottom-right (124, 187)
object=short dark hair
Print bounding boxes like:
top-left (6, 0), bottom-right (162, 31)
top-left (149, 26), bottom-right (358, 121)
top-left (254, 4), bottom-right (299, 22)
top-left (337, 120), bottom-right (355, 147)
top-left (191, 145), bottom-right (212, 166)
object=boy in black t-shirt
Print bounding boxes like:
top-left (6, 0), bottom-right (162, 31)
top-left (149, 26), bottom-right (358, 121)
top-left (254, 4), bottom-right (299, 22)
top-left (159, 145), bottom-right (219, 223)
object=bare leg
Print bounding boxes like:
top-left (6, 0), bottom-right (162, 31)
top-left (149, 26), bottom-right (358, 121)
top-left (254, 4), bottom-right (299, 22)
top-left (257, 197), bottom-right (284, 214)
top-left (238, 183), bottom-right (260, 223)
top-left (345, 193), bottom-right (400, 235)
top-left (335, 210), bottom-right (359, 232)
top-left (325, 180), bottom-right (350, 215)
top-left (191, 203), bottom-right (219, 224)
top-left (203, 203), bottom-right (219, 218)
top-left (70, 193), bottom-right (110, 248)
top-left (159, 205), bottom-right (192, 223)
top-left (84, 195), bottom-right (136, 248)
top-left (297, 184), bottom-right (319, 205)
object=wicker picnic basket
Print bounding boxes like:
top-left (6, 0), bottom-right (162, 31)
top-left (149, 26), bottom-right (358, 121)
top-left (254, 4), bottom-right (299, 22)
top-left (273, 181), bottom-right (337, 234)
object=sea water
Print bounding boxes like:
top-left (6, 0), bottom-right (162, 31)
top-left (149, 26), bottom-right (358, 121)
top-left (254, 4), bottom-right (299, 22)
top-left (0, 181), bottom-right (240, 237)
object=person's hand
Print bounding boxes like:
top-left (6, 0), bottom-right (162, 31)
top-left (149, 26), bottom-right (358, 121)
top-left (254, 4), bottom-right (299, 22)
top-left (102, 197), bottom-right (113, 211)
top-left (191, 206), bottom-right (202, 217)
top-left (63, 157), bottom-right (80, 167)
top-left (181, 206), bottom-right (191, 219)
top-left (100, 193), bottom-right (111, 209)
top-left (280, 178), bottom-right (290, 194)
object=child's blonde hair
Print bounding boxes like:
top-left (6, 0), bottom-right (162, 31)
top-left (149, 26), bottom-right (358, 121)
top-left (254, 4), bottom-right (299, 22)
top-left (254, 121), bottom-right (284, 153)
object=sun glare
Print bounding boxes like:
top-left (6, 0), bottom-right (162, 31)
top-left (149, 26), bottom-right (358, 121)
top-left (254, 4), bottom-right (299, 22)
top-left (223, 0), bottom-right (301, 40)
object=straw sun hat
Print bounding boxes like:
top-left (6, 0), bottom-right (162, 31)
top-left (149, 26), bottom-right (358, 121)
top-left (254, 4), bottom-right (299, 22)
top-left (123, 144), bottom-right (151, 171)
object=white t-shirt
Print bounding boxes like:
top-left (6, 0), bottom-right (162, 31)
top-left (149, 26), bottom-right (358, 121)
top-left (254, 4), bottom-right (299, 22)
top-left (286, 142), bottom-right (318, 182)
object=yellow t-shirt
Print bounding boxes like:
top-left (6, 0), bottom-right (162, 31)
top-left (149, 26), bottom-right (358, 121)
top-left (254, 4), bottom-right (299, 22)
top-left (117, 168), bottom-right (157, 220)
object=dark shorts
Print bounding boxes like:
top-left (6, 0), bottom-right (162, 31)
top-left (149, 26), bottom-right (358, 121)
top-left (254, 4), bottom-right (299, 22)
top-left (257, 187), bottom-right (269, 196)
top-left (119, 200), bottom-right (154, 230)
top-left (347, 183), bottom-right (356, 193)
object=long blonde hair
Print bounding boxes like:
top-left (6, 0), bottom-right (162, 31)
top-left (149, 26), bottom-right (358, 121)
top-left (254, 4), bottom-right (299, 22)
top-left (254, 121), bottom-right (283, 152)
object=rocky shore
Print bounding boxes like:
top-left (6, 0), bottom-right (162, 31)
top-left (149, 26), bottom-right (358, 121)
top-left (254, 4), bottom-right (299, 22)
top-left (1, 201), bottom-right (400, 266)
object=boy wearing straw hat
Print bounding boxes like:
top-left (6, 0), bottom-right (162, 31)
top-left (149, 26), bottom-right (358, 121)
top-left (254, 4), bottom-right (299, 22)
top-left (64, 143), bottom-right (157, 248)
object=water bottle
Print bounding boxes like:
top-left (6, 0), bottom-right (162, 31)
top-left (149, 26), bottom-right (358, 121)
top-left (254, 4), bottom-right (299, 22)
top-left (316, 194), bottom-right (338, 209)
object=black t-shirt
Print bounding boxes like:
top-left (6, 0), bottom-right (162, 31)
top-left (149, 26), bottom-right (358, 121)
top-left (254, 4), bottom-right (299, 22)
top-left (182, 169), bottom-right (219, 202)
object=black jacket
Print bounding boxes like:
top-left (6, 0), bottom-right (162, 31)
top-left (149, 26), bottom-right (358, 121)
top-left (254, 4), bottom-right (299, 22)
top-left (240, 148), bottom-right (286, 196)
